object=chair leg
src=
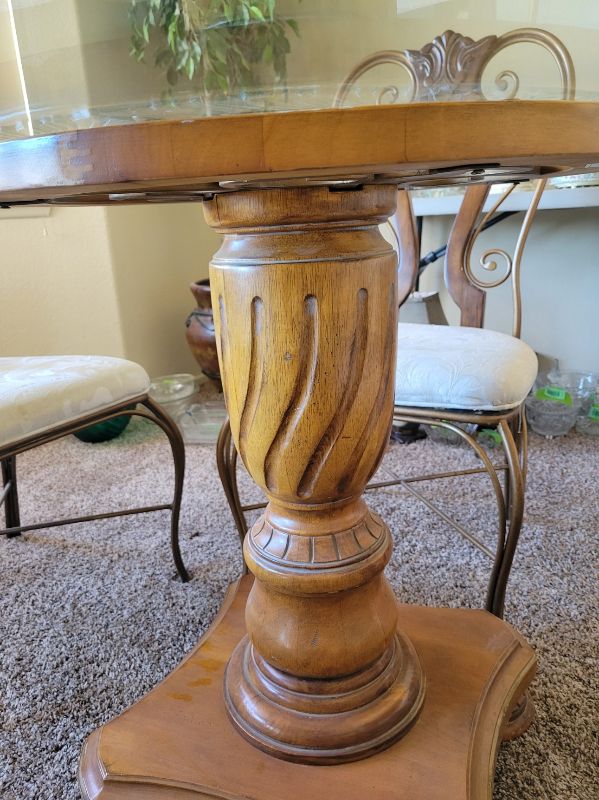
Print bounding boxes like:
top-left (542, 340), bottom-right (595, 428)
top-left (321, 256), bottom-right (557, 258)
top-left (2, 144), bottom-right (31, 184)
top-left (487, 417), bottom-right (535, 741)
top-left (516, 408), bottom-right (529, 488)
top-left (489, 418), bottom-right (526, 619)
top-left (142, 398), bottom-right (189, 583)
top-left (1, 456), bottom-right (21, 535)
top-left (216, 420), bottom-right (248, 551)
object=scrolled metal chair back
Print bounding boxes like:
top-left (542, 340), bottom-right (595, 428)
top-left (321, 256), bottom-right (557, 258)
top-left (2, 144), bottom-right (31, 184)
top-left (333, 28), bottom-right (575, 106)
top-left (334, 28), bottom-right (576, 335)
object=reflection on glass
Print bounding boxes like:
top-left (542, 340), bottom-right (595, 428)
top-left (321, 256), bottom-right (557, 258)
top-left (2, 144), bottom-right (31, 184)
top-left (0, 0), bottom-right (598, 140)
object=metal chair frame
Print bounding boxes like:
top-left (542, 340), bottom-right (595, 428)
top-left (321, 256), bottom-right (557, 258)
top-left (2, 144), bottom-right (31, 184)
top-left (0, 394), bottom-right (189, 582)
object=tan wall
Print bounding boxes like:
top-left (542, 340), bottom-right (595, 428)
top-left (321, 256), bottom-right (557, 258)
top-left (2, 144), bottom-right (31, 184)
top-left (104, 203), bottom-right (220, 378)
top-left (0, 204), bottom-right (218, 377)
top-left (0, 207), bottom-right (124, 358)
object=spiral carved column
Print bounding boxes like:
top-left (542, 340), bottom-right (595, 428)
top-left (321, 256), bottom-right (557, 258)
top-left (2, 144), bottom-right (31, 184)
top-left (203, 185), bottom-right (424, 765)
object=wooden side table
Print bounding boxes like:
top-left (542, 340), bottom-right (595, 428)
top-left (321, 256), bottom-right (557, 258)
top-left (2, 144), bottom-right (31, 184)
top-left (2, 100), bottom-right (598, 799)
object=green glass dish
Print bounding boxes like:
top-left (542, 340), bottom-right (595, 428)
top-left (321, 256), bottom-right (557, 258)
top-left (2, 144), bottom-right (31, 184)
top-left (74, 406), bottom-right (136, 443)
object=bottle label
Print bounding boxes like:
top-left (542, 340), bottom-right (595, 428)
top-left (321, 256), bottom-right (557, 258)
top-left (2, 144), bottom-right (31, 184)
top-left (535, 386), bottom-right (572, 405)
top-left (588, 404), bottom-right (599, 421)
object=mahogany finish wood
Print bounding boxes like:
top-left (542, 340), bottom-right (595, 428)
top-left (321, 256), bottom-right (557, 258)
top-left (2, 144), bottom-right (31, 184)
top-left (2, 101), bottom-right (599, 204)
top-left (79, 575), bottom-right (536, 800)
top-left (204, 184), bottom-right (424, 763)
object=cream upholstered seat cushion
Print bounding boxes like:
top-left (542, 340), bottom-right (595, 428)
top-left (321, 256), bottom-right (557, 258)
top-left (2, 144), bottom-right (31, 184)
top-left (0, 355), bottom-right (150, 449)
top-left (395, 323), bottom-right (538, 412)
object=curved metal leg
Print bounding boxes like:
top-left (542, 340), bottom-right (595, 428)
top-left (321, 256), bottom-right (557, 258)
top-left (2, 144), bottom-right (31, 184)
top-left (490, 418), bottom-right (526, 619)
top-left (516, 407), bottom-right (529, 487)
top-left (1, 398), bottom-right (189, 580)
top-left (393, 412), bottom-right (513, 619)
top-left (141, 398), bottom-right (189, 583)
top-left (497, 413), bottom-right (533, 739)
top-left (1, 456), bottom-right (21, 535)
top-left (425, 414), bottom-right (533, 740)
top-left (216, 419), bottom-right (248, 553)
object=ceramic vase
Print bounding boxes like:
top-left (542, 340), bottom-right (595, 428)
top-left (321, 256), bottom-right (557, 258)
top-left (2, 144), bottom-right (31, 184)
top-left (185, 279), bottom-right (221, 383)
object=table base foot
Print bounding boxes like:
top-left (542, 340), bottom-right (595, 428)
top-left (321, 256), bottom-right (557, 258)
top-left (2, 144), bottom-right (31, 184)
top-left (79, 576), bottom-right (536, 800)
top-left (501, 690), bottom-right (536, 741)
top-left (224, 628), bottom-right (425, 765)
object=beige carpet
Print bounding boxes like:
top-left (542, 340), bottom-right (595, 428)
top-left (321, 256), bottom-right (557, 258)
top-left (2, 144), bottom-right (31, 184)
top-left (0, 416), bottom-right (597, 799)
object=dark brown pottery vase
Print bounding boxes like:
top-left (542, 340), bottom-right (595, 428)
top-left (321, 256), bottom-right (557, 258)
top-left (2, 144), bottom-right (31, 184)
top-left (185, 279), bottom-right (221, 383)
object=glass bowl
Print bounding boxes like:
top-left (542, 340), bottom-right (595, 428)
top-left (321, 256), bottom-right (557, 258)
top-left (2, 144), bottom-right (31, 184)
top-left (476, 427), bottom-right (503, 449)
top-left (572, 375), bottom-right (599, 435)
top-left (526, 370), bottom-right (598, 438)
top-left (149, 373), bottom-right (196, 404)
top-left (576, 411), bottom-right (599, 436)
top-left (178, 400), bottom-right (228, 445)
top-left (525, 396), bottom-right (578, 439)
top-left (546, 370), bottom-right (598, 401)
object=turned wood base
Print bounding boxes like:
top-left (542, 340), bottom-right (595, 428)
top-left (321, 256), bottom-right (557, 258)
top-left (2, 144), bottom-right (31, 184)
top-left (224, 628), bottom-right (424, 764)
top-left (206, 185), bottom-right (423, 763)
top-left (79, 576), bottom-right (536, 800)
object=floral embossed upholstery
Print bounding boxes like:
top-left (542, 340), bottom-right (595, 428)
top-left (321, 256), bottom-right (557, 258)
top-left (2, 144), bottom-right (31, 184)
top-left (0, 356), bottom-right (150, 449)
top-left (395, 323), bottom-right (538, 411)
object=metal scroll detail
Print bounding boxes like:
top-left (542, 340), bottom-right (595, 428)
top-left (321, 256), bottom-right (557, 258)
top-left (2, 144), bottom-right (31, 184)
top-left (333, 28), bottom-right (576, 107)
top-left (400, 30), bottom-right (498, 102)
top-left (463, 179), bottom-right (547, 338)
top-left (463, 184), bottom-right (517, 293)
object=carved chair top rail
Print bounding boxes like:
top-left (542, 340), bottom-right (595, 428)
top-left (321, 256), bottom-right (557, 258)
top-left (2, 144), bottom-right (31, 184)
top-left (333, 28), bottom-right (576, 107)
top-left (335, 28), bottom-right (576, 335)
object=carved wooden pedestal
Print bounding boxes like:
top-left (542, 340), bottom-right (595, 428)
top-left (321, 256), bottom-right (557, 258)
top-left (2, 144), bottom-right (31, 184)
top-left (204, 185), bottom-right (424, 763)
top-left (79, 184), bottom-right (536, 797)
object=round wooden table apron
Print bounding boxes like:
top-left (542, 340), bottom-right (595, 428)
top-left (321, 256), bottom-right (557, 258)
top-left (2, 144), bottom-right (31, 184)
top-left (3, 101), bottom-right (598, 800)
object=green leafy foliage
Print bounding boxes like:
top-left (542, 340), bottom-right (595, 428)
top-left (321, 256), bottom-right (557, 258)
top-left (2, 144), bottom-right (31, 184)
top-left (129, 0), bottom-right (300, 93)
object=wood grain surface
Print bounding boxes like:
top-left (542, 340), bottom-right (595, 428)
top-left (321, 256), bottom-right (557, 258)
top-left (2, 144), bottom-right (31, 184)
top-left (205, 184), bottom-right (425, 763)
top-left (2, 101), bottom-right (599, 204)
top-left (78, 575), bottom-right (537, 800)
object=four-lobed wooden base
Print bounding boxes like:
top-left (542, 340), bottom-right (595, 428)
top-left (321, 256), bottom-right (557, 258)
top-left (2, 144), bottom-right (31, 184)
top-left (79, 576), bottom-right (536, 800)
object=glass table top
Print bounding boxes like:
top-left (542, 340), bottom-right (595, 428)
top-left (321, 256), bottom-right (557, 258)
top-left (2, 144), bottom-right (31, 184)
top-left (1, 0), bottom-right (597, 142)
top-left (2, 1), bottom-right (599, 203)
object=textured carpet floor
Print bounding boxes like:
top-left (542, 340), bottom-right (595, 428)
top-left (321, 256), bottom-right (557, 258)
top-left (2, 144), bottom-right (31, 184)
top-left (0, 416), bottom-right (597, 799)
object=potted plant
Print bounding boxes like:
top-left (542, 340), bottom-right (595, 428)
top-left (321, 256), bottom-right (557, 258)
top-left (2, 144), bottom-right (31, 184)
top-left (129, 0), bottom-right (299, 102)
